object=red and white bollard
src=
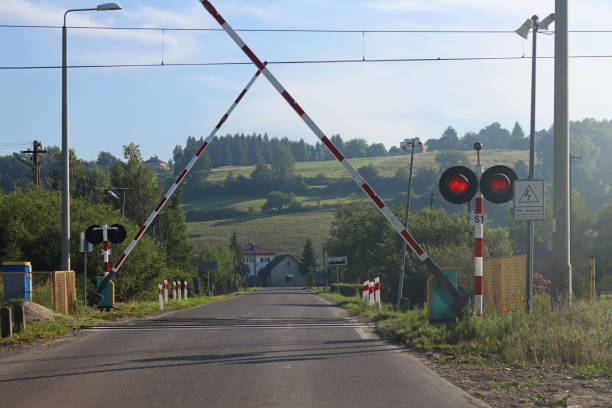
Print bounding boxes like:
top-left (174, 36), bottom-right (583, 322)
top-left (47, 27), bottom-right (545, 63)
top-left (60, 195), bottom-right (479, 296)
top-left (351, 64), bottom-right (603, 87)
top-left (158, 284), bottom-right (164, 311)
top-left (474, 165), bottom-right (484, 316)
top-left (362, 281), bottom-right (369, 303)
top-left (177, 281), bottom-right (182, 301)
top-left (163, 280), bottom-right (168, 304)
top-left (374, 277), bottom-right (381, 305)
top-left (172, 281), bottom-right (177, 301)
top-left (368, 282), bottom-right (375, 306)
top-left (183, 281), bottom-right (188, 300)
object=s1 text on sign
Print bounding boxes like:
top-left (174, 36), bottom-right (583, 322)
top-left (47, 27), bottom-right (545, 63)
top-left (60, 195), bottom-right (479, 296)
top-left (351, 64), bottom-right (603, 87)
top-left (514, 180), bottom-right (545, 221)
top-left (327, 256), bottom-right (348, 266)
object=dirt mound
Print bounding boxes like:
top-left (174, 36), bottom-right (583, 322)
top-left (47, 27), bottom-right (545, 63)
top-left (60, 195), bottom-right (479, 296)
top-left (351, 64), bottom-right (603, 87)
top-left (22, 302), bottom-right (64, 323)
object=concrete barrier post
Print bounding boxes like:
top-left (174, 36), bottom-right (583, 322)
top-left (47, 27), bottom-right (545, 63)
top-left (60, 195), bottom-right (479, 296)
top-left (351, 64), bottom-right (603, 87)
top-left (1, 307), bottom-right (12, 338)
top-left (177, 281), bottom-right (182, 301)
top-left (172, 281), bottom-right (177, 301)
top-left (158, 284), bottom-right (164, 311)
top-left (362, 281), bottom-right (369, 303)
top-left (374, 277), bottom-right (381, 306)
top-left (12, 303), bottom-right (26, 332)
top-left (183, 281), bottom-right (188, 300)
top-left (163, 280), bottom-right (169, 304)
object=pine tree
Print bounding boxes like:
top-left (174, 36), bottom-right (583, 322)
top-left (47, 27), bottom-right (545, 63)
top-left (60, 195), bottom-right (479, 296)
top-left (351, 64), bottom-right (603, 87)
top-left (300, 239), bottom-right (317, 275)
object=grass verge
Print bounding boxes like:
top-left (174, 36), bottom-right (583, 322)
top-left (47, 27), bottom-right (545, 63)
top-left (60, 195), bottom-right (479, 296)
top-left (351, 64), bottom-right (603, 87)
top-left (308, 288), bottom-right (612, 378)
top-left (0, 288), bottom-right (258, 349)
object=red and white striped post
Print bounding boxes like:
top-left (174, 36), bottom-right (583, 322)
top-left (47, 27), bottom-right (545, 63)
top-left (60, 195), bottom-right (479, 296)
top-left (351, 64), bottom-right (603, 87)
top-left (177, 281), bottom-right (182, 301)
top-left (183, 281), bottom-right (188, 300)
top-left (158, 284), bottom-right (164, 311)
top-left (197, 0), bottom-right (468, 318)
top-left (368, 282), bottom-right (375, 306)
top-left (474, 164), bottom-right (484, 316)
top-left (172, 281), bottom-right (177, 301)
top-left (102, 224), bottom-right (110, 277)
top-left (374, 277), bottom-right (381, 305)
top-left (163, 280), bottom-right (168, 304)
top-left (93, 65), bottom-right (266, 294)
top-left (362, 281), bottom-right (369, 303)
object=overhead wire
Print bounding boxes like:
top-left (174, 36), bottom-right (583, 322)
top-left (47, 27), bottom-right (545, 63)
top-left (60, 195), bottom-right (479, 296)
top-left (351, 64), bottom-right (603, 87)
top-left (1, 23), bottom-right (612, 33)
top-left (2, 54), bottom-right (612, 71)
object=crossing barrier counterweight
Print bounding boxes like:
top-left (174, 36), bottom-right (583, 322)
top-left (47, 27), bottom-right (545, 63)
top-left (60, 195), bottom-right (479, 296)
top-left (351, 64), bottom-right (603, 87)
top-left (88, 63), bottom-right (266, 306)
top-left (198, 0), bottom-right (468, 317)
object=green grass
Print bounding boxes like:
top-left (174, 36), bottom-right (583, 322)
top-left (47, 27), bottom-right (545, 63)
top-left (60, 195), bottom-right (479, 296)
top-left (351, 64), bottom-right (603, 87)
top-left (207, 150), bottom-right (529, 182)
top-left (186, 210), bottom-right (336, 256)
top-left (310, 289), bottom-right (612, 377)
top-left (0, 289), bottom-right (257, 348)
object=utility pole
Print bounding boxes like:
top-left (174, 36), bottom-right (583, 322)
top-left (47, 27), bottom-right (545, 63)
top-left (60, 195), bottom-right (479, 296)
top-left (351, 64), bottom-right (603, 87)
top-left (396, 138), bottom-right (421, 311)
top-left (17, 140), bottom-right (47, 185)
top-left (429, 192), bottom-right (437, 210)
top-left (552, 0), bottom-right (571, 305)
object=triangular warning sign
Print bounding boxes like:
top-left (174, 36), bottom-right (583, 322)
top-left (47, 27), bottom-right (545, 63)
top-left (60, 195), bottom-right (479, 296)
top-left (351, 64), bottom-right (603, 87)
top-left (519, 185), bottom-right (540, 203)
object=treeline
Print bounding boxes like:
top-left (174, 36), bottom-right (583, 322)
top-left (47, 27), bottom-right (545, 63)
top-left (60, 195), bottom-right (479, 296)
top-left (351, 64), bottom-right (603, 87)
top-left (426, 122), bottom-right (529, 152)
top-left (172, 133), bottom-right (388, 169)
top-left (0, 143), bottom-right (194, 301)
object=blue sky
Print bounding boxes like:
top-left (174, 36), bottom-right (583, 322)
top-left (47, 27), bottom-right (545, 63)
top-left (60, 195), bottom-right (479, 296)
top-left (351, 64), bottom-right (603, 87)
top-left (1, 0), bottom-right (612, 162)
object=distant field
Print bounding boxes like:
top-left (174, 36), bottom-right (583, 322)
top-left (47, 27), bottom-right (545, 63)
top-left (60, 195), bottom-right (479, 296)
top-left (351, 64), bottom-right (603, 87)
top-left (186, 210), bottom-right (337, 257)
top-left (207, 150), bottom-right (528, 182)
top-left (185, 150), bottom-right (528, 255)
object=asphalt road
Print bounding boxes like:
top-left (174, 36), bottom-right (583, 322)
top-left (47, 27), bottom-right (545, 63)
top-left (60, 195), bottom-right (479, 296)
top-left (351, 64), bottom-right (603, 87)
top-left (0, 288), bottom-right (488, 408)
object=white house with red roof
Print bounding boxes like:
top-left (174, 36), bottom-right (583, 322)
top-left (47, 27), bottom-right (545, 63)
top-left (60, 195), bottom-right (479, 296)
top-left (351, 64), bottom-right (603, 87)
top-left (242, 243), bottom-right (275, 276)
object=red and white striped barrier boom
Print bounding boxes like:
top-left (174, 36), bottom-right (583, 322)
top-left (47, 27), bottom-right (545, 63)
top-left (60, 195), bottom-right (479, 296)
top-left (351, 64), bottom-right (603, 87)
top-left (474, 166), bottom-right (484, 316)
top-left (88, 64), bottom-right (266, 305)
top-left (198, 0), bottom-right (468, 316)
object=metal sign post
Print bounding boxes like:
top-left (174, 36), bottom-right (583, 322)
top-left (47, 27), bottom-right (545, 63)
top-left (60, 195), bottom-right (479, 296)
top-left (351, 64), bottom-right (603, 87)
top-left (198, 261), bottom-right (218, 297)
top-left (79, 232), bottom-right (93, 308)
top-left (327, 257), bottom-right (347, 294)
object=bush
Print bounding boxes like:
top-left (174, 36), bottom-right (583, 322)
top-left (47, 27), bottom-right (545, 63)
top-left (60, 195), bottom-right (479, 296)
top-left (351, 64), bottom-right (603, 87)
top-left (329, 283), bottom-right (361, 297)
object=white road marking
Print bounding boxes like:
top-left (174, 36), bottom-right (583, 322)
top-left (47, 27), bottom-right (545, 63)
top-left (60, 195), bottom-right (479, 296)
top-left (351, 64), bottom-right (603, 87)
top-left (354, 327), bottom-right (370, 339)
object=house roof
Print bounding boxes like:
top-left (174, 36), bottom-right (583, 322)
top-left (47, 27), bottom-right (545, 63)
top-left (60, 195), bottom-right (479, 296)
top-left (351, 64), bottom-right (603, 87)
top-left (144, 155), bottom-right (168, 170)
top-left (260, 255), bottom-right (301, 274)
top-left (242, 243), bottom-right (275, 255)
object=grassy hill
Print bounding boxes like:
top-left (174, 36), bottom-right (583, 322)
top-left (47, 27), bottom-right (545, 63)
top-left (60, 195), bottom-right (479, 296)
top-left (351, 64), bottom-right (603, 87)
top-left (207, 150), bottom-right (528, 182)
top-left (185, 150), bottom-right (528, 256)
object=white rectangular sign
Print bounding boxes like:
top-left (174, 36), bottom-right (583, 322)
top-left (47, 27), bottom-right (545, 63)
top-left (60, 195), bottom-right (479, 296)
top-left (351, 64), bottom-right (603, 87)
top-left (514, 180), bottom-right (545, 221)
top-left (327, 256), bottom-right (348, 266)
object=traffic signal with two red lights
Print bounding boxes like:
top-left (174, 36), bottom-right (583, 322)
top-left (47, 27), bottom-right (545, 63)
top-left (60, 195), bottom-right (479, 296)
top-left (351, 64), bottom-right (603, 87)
top-left (439, 165), bottom-right (517, 204)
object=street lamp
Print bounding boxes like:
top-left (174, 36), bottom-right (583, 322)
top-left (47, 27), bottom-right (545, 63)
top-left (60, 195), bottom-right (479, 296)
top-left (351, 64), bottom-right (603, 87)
top-left (515, 12), bottom-right (554, 313)
top-left (61, 3), bottom-right (122, 271)
top-left (396, 138), bottom-right (422, 311)
top-left (105, 187), bottom-right (133, 218)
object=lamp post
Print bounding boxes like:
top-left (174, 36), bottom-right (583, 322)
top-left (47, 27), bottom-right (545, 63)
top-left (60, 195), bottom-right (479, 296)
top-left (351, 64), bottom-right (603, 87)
top-left (396, 138), bottom-right (422, 311)
top-left (515, 12), bottom-right (554, 313)
top-left (61, 3), bottom-right (122, 271)
top-left (105, 187), bottom-right (133, 218)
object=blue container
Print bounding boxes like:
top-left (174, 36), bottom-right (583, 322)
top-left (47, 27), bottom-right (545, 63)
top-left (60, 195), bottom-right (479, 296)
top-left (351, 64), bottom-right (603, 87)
top-left (427, 269), bottom-right (458, 322)
top-left (2, 262), bottom-right (32, 302)
top-left (96, 277), bottom-right (115, 309)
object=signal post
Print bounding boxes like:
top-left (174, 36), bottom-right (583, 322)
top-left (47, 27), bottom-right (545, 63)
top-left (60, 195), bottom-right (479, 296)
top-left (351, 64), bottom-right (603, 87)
top-left (439, 143), bottom-right (517, 316)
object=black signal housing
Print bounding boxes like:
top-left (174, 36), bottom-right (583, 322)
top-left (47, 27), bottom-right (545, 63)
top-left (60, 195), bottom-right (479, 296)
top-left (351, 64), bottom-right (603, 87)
top-left (480, 165), bottom-right (517, 204)
top-left (439, 166), bottom-right (478, 204)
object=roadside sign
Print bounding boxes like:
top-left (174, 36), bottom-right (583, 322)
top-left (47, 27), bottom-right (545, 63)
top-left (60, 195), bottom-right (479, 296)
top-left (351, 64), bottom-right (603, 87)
top-left (327, 256), bottom-right (348, 266)
top-left (470, 214), bottom-right (486, 225)
top-left (514, 180), bottom-right (545, 221)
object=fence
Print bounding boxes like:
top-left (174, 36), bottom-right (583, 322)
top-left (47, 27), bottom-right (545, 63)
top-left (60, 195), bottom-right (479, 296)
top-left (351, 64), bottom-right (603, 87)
top-left (482, 255), bottom-right (597, 314)
top-left (0, 271), bottom-right (76, 314)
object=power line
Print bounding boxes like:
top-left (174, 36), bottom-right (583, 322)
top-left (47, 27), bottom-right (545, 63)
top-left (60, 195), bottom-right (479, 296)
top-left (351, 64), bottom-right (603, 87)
top-left (2, 23), bottom-right (612, 33)
top-left (1, 54), bottom-right (611, 71)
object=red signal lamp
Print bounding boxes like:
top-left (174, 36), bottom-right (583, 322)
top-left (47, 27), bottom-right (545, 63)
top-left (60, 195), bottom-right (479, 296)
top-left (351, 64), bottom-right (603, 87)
top-left (480, 165), bottom-right (517, 203)
top-left (439, 166), bottom-right (477, 204)
top-left (448, 175), bottom-right (468, 194)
